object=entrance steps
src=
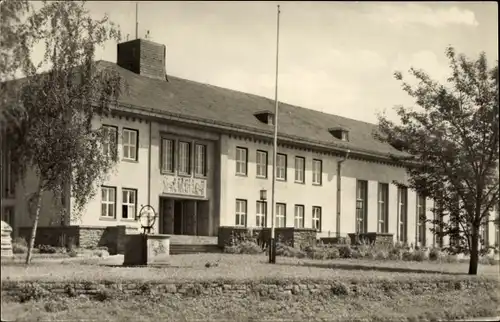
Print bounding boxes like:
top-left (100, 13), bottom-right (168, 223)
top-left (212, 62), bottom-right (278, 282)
top-left (168, 235), bottom-right (218, 245)
top-left (170, 244), bottom-right (222, 255)
top-left (168, 235), bottom-right (221, 255)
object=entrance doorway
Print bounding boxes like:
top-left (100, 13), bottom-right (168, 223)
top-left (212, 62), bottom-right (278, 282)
top-left (159, 197), bottom-right (211, 236)
top-left (173, 200), bottom-right (184, 235)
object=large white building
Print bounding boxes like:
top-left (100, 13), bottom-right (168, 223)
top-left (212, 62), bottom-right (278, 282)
top-left (1, 38), bottom-right (498, 251)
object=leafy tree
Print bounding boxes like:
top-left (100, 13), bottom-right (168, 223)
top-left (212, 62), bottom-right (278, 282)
top-left (376, 46), bottom-right (499, 275)
top-left (2, 0), bottom-right (125, 264)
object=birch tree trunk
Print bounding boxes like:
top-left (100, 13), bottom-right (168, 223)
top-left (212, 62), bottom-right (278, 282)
top-left (25, 185), bottom-right (44, 265)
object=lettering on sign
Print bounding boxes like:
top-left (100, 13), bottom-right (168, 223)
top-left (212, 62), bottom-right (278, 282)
top-left (162, 176), bottom-right (207, 198)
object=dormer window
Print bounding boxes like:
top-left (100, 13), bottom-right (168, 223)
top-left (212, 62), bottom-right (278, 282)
top-left (254, 111), bottom-right (275, 125)
top-left (329, 127), bottom-right (349, 142)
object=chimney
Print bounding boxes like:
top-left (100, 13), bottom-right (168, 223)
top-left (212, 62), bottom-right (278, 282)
top-left (117, 38), bottom-right (166, 80)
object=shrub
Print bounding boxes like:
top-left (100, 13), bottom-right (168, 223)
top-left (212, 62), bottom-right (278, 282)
top-left (479, 256), bottom-right (498, 266)
top-left (275, 244), bottom-right (306, 258)
top-left (412, 250), bottom-right (429, 262)
top-left (12, 237), bottom-right (28, 254)
top-left (238, 241), bottom-right (263, 254)
top-left (429, 248), bottom-right (442, 261)
top-left (338, 245), bottom-right (353, 258)
top-left (38, 245), bottom-right (58, 254)
top-left (223, 245), bottom-right (239, 254)
top-left (12, 237), bottom-right (27, 247)
top-left (441, 254), bottom-right (459, 263)
top-left (94, 287), bottom-right (113, 302)
top-left (18, 283), bottom-right (49, 303)
top-left (68, 249), bottom-right (78, 257)
top-left (330, 282), bottom-right (350, 296)
top-left (351, 249), bottom-right (362, 259)
top-left (389, 247), bottom-right (403, 261)
top-left (326, 247), bottom-right (340, 259)
top-left (305, 246), bottom-right (340, 260)
top-left (402, 251), bottom-right (413, 261)
top-left (44, 299), bottom-right (69, 312)
top-left (224, 240), bottom-right (263, 255)
top-left (374, 249), bottom-right (389, 261)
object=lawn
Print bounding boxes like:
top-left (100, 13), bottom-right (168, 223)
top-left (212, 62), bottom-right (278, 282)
top-left (1, 253), bottom-right (499, 283)
top-left (2, 254), bottom-right (499, 322)
top-left (1, 288), bottom-right (499, 321)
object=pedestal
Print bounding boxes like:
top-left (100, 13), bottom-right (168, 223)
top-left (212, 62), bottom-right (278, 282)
top-left (123, 233), bottom-right (170, 266)
top-left (1, 220), bottom-right (13, 258)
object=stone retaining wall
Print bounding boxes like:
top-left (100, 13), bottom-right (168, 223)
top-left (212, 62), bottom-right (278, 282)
top-left (218, 226), bottom-right (317, 249)
top-left (18, 225), bottom-right (139, 255)
top-left (348, 233), bottom-right (394, 247)
top-left (1, 278), bottom-right (495, 300)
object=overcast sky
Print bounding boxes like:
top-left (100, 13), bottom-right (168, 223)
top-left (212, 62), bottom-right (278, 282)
top-left (32, 1), bottom-right (499, 124)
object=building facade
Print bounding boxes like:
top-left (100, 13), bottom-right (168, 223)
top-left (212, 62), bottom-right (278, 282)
top-left (2, 38), bottom-right (498, 250)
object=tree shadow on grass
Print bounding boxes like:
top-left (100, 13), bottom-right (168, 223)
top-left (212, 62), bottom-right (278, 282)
top-left (276, 261), bottom-right (466, 275)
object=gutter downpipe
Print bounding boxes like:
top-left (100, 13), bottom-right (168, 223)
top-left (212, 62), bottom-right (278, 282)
top-left (336, 149), bottom-right (350, 238)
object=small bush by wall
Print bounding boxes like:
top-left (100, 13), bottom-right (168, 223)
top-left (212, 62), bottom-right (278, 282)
top-left (12, 237), bottom-right (28, 254)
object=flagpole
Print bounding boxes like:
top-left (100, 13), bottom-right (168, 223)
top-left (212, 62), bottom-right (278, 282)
top-left (135, 2), bottom-right (139, 39)
top-left (269, 4), bottom-right (281, 264)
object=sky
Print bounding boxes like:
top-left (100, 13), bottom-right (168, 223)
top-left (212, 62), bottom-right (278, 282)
top-left (30, 1), bottom-right (498, 124)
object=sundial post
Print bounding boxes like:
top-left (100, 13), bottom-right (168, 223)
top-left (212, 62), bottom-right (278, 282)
top-left (137, 205), bottom-right (157, 235)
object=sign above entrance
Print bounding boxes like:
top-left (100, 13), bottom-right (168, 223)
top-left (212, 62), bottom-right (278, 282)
top-left (162, 176), bottom-right (207, 199)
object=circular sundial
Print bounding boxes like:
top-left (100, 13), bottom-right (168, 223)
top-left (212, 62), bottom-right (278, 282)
top-left (137, 205), bottom-right (157, 234)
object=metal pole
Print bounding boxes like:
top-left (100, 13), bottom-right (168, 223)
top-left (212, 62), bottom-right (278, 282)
top-left (135, 2), bottom-right (139, 39)
top-left (269, 4), bottom-right (281, 264)
top-left (0, 128), bottom-right (3, 223)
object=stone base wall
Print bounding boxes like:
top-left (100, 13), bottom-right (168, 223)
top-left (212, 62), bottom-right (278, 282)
top-left (1, 278), bottom-right (496, 300)
top-left (347, 232), bottom-right (394, 247)
top-left (319, 237), bottom-right (350, 245)
top-left (218, 226), bottom-right (317, 250)
top-left (18, 225), bottom-right (139, 255)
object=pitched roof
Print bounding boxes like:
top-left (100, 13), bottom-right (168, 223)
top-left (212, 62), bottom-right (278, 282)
top-left (100, 60), bottom-right (407, 159)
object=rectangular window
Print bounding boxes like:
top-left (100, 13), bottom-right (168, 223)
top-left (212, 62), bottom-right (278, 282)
top-left (450, 203), bottom-right (460, 248)
top-left (178, 141), bottom-right (191, 175)
top-left (377, 183), bottom-right (389, 233)
top-left (102, 125), bottom-right (118, 159)
top-left (356, 180), bottom-right (368, 233)
top-left (3, 143), bottom-right (16, 198)
top-left (312, 206), bottom-right (322, 232)
top-left (481, 215), bottom-right (489, 247)
top-left (312, 159), bottom-right (322, 185)
top-left (235, 147), bottom-right (248, 175)
top-left (398, 187), bottom-right (408, 243)
top-left (495, 214), bottom-right (499, 247)
top-left (276, 153), bottom-right (287, 181)
top-left (256, 150), bottom-right (268, 178)
top-left (194, 144), bottom-right (207, 176)
top-left (1, 206), bottom-right (14, 227)
top-left (294, 205), bottom-right (304, 228)
top-left (417, 194), bottom-right (426, 246)
top-left (276, 203), bottom-right (286, 228)
top-left (122, 128), bottom-right (138, 161)
top-left (161, 138), bottom-right (175, 173)
top-left (256, 201), bottom-right (267, 228)
top-left (434, 203), bottom-right (444, 248)
top-left (235, 199), bottom-right (247, 227)
top-left (294, 157), bottom-right (305, 183)
top-left (122, 189), bottom-right (137, 219)
top-left (101, 186), bottom-right (116, 218)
